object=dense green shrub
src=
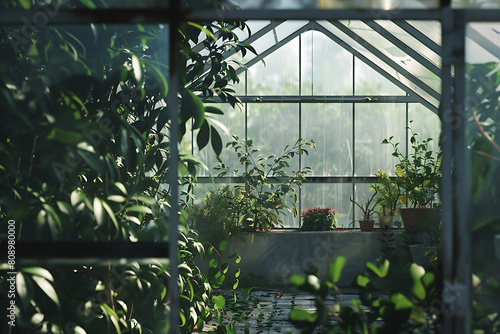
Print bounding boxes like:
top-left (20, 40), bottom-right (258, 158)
top-left (0, 1), bottom-right (258, 332)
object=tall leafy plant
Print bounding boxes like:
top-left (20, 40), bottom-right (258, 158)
top-left (216, 136), bottom-right (315, 231)
top-left (383, 121), bottom-right (442, 208)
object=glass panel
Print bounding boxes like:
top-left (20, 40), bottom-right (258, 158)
top-left (355, 58), bottom-right (406, 95)
top-left (340, 20), bottom-right (441, 94)
top-left (194, 103), bottom-right (246, 176)
top-left (375, 20), bottom-right (441, 68)
top-left (247, 37), bottom-right (300, 95)
top-left (452, 0), bottom-right (500, 8)
top-left (406, 20), bottom-right (442, 47)
top-left (302, 103), bottom-right (353, 176)
top-left (186, 0), bottom-right (438, 10)
top-left (318, 20), bottom-right (440, 108)
top-left (465, 21), bottom-right (500, 319)
top-left (301, 30), bottom-right (353, 95)
top-left (354, 104), bottom-right (406, 176)
top-left (408, 103), bottom-right (441, 154)
top-left (301, 183), bottom-right (353, 228)
top-left (466, 23), bottom-right (500, 63)
top-left (247, 104), bottom-right (300, 172)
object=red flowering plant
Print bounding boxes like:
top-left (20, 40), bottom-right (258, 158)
top-left (300, 207), bottom-right (337, 231)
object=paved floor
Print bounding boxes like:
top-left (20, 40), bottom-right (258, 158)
top-left (196, 288), bottom-right (361, 334)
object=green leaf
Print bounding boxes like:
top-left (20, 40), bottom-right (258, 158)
top-left (101, 304), bottom-right (121, 334)
top-left (410, 263), bottom-right (427, 300)
top-left (355, 275), bottom-right (370, 288)
top-left (93, 197), bottom-right (105, 227)
top-left (126, 205), bottom-right (153, 214)
top-left (366, 260), bottom-right (389, 278)
top-left (210, 125), bottom-right (223, 156)
top-left (79, 0), bottom-right (97, 9)
top-left (181, 89), bottom-right (205, 129)
top-left (219, 240), bottom-right (227, 251)
top-left (48, 128), bottom-right (84, 144)
top-left (22, 268), bottom-right (54, 281)
top-left (32, 276), bottom-right (60, 309)
top-left (290, 274), bottom-right (306, 286)
top-left (197, 121), bottom-right (210, 151)
top-left (20, 0), bottom-right (30, 9)
top-left (213, 295), bottom-right (225, 309)
top-left (389, 293), bottom-right (413, 310)
top-left (289, 309), bottom-right (318, 323)
top-left (329, 256), bottom-right (345, 283)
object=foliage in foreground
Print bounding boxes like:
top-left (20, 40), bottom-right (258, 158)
top-left (289, 257), bottom-right (440, 334)
top-left (0, 1), bottom-right (258, 332)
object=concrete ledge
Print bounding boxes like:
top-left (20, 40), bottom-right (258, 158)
top-left (200, 230), bottom-right (423, 288)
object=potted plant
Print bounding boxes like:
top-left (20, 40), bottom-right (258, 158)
top-left (383, 121), bottom-right (442, 233)
top-left (216, 136), bottom-right (316, 231)
top-left (300, 207), bottom-right (338, 231)
top-left (350, 187), bottom-right (380, 231)
top-left (374, 169), bottom-right (401, 229)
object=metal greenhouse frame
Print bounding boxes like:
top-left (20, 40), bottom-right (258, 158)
top-left (2, 1), bottom-right (500, 333)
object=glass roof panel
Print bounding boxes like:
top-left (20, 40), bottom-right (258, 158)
top-left (246, 37), bottom-right (300, 95)
top-left (452, 0), bottom-right (500, 8)
top-left (406, 20), bottom-right (442, 47)
top-left (338, 20), bottom-right (441, 93)
top-left (301, 31), bottom-right (354, 95)
top-left (355, 58), bottom-right (406, 95)
top-left (316, 20), bottom-right (440, 109)
top-left (374, 20), bottom-right (441, 68)
top-left (466, 23), bottom-right (500, 63)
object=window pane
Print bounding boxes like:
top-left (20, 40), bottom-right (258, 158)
top-left (247, 104), bottom-right (300, 172)
top-left (355, 104), bottom-right (406, 176)
top-left (194, 104), bottom-right (246, 176)
top-left (301, 183), bottom-right (353, 228)
top-left (247, 37), bottom-right (300, 95)
top-left (301, 31), bottom-right (353, 95)
top-left (302, 103), bottom-right (353, 176)
top-left (355, 58), bottom-right (406, 95)
top-left (408, 103), bottom-right (441, 154)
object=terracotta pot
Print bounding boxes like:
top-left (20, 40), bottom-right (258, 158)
top-left (378, 215), bottom-right (394, 229)
top-left (359, 220), bottom-right (374, 231)
top-left (400, 208), bottom-right (440, 233)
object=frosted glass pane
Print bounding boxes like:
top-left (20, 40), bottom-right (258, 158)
top-left (301, 31), bottom-right (353, 95)
top-left (375, 20), bottom-right (441, 68)
top-left (302, 104), bottom-right (353, 176)
top-left (408, 104), bottom-right (441, 154)
top-left (247, 104), bottom-right (300, 172)
top-left (247, 38), bottom-right (300, 95)
top-left (355, 58), bottom-right (406, 95)
top-left (301, 184), bottom-right (353, 228)
top-left (466, 23), bottom-right (500, 64)
top-left (452, 0), bottom-right (500, 8)
top-left (342, 20), bottom-right (440, 94)
top-left (354, 104), bottom-right (406, 176)
top-left (194, 104), bottom-right (246, 176)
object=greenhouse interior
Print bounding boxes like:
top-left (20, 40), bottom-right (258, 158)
top-left (1, 0), bottom-right (500, 333)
